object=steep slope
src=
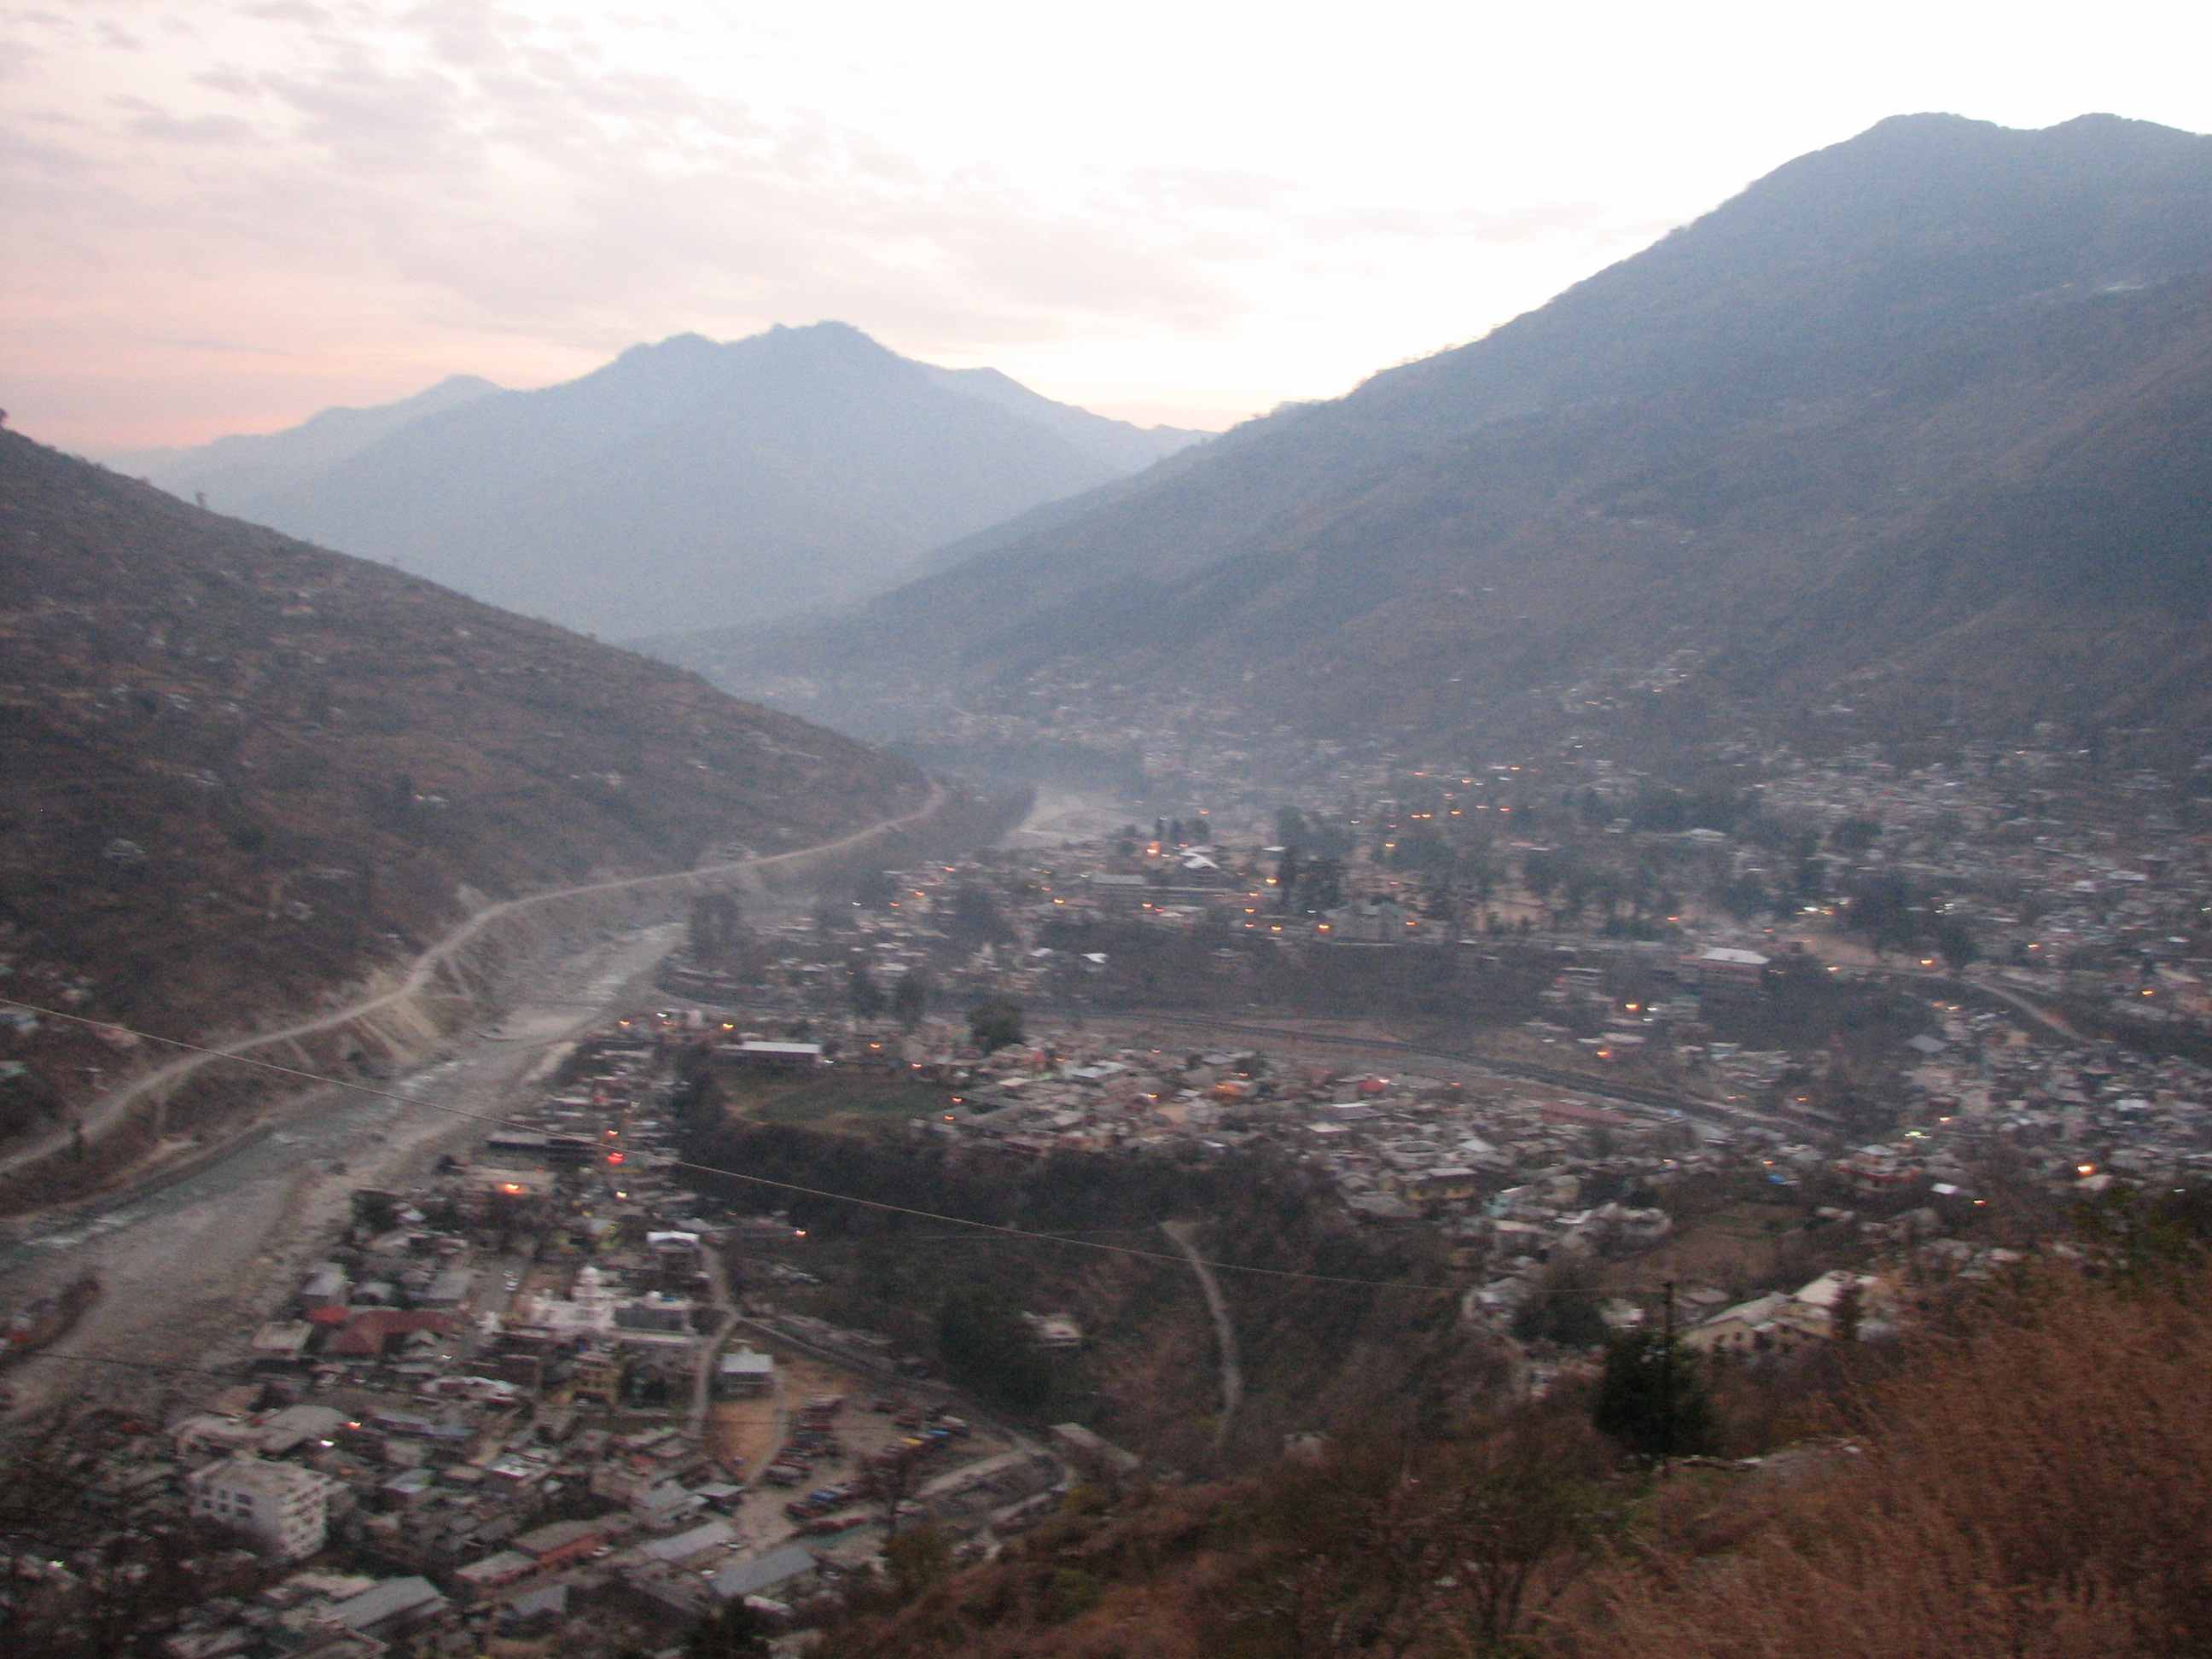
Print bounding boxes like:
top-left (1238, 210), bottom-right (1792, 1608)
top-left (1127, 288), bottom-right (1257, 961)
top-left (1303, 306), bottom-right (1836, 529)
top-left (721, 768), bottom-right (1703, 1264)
top-left (685, 115), bottom-right (2212, 760)
top-left (100, 375), bottom-right (503, 507)
top-left (0, 428), bottom-right (930, 1144)
top-left (173, 324), bottom-right (1208, 640)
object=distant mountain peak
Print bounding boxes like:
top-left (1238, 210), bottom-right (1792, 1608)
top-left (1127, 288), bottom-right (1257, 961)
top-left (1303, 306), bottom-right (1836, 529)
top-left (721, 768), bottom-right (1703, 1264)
top-left (126, 323), bottom-right (1212, 639)
top-left (680, 111), bottom-right (2212, 766)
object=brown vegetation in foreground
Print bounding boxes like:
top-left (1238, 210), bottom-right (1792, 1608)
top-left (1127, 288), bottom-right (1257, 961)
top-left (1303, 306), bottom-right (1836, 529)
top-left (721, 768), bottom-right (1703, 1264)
top-left (819, 1265), bottom-right (2212, 1659)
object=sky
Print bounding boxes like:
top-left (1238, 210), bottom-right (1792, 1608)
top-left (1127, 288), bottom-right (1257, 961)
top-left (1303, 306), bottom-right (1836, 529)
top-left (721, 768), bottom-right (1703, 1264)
top-left (7, 1), bottom-right (2211, 452)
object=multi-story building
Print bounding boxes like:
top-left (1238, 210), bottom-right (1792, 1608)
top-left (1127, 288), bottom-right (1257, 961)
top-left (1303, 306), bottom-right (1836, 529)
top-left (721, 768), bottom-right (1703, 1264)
top-left (186, 1454), bottom-right (332, 1560)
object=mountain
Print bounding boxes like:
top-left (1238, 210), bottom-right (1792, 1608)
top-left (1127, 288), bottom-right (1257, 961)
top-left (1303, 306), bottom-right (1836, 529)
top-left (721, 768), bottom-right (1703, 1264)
top-left (661, 115), bottom-right (2212, 765)
top-left (121, 325), bottom-right (1209, 641)
top-left (101, 375), bottom-right (504, 508)
top-left (912, 363), bottom-right (1202, 472)
top-left (0, 426), bottom-right (932, 1146)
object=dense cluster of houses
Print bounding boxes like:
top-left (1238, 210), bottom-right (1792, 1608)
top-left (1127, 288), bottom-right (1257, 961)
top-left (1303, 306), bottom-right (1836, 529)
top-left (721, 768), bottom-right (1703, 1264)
top-left (26, 1030), bottom-right (1068, 1659)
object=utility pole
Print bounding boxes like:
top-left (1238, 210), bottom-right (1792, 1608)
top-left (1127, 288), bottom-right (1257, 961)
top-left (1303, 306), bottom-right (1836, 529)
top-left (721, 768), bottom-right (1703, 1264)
top-left (1661, 1278), bottom-right (1676, 1458)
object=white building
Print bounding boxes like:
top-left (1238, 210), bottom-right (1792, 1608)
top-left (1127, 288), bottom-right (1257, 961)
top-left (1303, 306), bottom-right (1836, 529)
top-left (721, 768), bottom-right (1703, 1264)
top-left (517, 1263), bottom-right (617, 1336)
top-left (188, 1454), bottom-right (334, 1560)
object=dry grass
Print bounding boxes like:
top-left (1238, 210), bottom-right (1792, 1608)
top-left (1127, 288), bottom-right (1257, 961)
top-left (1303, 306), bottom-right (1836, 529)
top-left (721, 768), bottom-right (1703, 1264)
top-left (810, 1269), bottom-right (2212, 1659)
top-left (1567, 1269), bottom-right (2212, 1658)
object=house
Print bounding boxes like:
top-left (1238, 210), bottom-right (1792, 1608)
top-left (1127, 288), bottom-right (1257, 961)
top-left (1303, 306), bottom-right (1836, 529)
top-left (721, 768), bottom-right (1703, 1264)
top-left (420, 1271), bottom-right (474, 1309)
top-left (251, 1321), bottom-right (317, 1365)
top-left (1680, 1293), bottom-right (1790, 1354)
top-left (709, 1543), bottom-right (819, 1604)
top-left (326, 1310), bottom-right (455, 1358)
top-left (715, 1041), bottom-right (825, 1074)
top-left (511, 1517), bottom-right (610, 1571)
top-left (573, 1346), bottom-right (626, 1406)
top-left (1690, 948), bottom-right (1768, 997)
top-left (1049, 1422), bottom-right (1142, 1479)
top-left (714, 1347), bottom-right (775, 1398)
top-left (451, 1549), bottom-right (536, 1600)
top-left (324, 1576), bottom-right (448, 1637)
top-left (187, 1454), bottom-right (335, 1560)
top-left (1024, 1312), bottom-right (1084, 1351)
top-left (295, 1265), bottom-right (350, 1313)
top-left (1406, 1167), bottom-right (1483, 1207)
top-left (1084, 873), bottom-right (1150, 912)
top-left (637, 1519), bottom-right (736, 1565)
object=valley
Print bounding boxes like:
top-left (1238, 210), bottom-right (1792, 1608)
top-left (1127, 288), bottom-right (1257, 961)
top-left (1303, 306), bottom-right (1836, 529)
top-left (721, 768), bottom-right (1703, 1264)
top-left (9, 89), bottom-right (2212, 1659)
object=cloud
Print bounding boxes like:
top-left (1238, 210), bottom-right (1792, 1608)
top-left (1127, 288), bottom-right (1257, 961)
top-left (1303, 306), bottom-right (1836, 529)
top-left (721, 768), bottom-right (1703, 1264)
top-left (2, 0), bottom-right (1718, 444)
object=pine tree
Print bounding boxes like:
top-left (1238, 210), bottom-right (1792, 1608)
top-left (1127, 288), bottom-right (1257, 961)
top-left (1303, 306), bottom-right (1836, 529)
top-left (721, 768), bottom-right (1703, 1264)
top-left (847, 959), bottom-right (886, 1020)
top-left (891, 970), bottom-right (928, 1031)
top-left (1591, 1324), bottom-right (1717, 1459)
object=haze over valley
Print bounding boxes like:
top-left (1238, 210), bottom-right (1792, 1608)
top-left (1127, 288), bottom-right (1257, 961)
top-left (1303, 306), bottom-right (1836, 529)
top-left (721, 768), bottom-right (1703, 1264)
top-left (96, 325), bottom-right (1209, 640)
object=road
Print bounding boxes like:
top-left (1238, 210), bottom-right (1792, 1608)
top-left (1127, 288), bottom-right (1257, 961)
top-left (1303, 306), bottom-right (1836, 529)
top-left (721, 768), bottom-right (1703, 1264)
top-left (1074, 1007), bottom-right (1769, 1126)
top-left (0, 921), bottom-right (694, 1422)
top-left (1161, 1220), bottom-right (1243, 1450)
top-left (689, 1239), bottom-right (740, 1438)
top-left (0, 781), bottom-right (948, 1180)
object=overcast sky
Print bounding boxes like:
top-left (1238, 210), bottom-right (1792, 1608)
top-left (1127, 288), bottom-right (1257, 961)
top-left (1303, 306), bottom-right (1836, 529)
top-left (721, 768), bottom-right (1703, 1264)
top-left (8, 0), bottom-right (2209, 451)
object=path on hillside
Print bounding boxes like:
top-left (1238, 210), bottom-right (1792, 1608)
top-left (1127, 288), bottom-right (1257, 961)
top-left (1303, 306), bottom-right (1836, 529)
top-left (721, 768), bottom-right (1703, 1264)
top-left (0, 781), bottom-right (947, 1179)
top-left (1161, 1220), bottom-right (1243, 1450)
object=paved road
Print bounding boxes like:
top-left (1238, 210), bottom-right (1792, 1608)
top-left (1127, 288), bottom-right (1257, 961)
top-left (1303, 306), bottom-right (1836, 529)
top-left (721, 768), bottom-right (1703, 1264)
top-left (0, 781), bottom-right (948, 1180)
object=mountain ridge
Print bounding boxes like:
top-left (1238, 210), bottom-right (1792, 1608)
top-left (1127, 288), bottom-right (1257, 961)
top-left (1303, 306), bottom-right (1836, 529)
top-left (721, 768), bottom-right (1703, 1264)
top-left (655, 114), bottom-right (2212, 765)
top-left (0, 426), bottom-right (933, 1151)
top-left (111, 325), bottom-right (1210, 641)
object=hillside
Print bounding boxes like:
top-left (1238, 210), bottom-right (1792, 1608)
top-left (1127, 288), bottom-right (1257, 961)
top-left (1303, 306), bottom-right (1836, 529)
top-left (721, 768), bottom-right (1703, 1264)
top-left (817, 1265), bottom-right (2212, 1659)
top-left (0, 428), bottom-right (931, 1145)
top-left (667, 115), bottom-right (2212, 762)
top-left (122, 325), bottom-right (1209, 641)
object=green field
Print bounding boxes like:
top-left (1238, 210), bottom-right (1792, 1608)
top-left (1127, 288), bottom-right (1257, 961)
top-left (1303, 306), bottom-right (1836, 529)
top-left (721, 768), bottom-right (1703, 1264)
top-left (722, 1072), bottom-right (956, 1126)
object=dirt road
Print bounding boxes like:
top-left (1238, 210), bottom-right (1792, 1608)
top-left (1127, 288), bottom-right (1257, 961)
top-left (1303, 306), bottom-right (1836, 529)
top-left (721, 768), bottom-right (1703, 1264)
top-left (1161, 1220), bottom-right (1243, 1448)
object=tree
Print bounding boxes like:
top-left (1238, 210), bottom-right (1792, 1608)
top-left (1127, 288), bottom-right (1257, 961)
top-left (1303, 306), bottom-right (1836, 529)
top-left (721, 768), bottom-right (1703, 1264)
top-left (937, 1284), bottom-right (1051, 1410)
top-left (1222, 1441), bottom-right (1602, 1658)
top-left (881, 1522), bottom-right (952, 1600)
top-left (966, 996), bottom-right (1025, 1054)
top-left (685, 1600), bottom-right (771, 1658)
top-left (1932, 913), bottom-right (1980, 970)
top-left (1831, 815), bottom-right (1884, 853)
top-left (1511, 1258), bottom-right (1608, 1347)
top-left (947, 882), bottom-right (1011, 947)
top-left (891, 970), bottom-right (928, 1032)
top-left (847, 960), bottom-right (886, 1021)
top-left (1831, 1277), bottom-right (1865, 1343)
top-left (1591, 1326), bottom-right (1717, 1459)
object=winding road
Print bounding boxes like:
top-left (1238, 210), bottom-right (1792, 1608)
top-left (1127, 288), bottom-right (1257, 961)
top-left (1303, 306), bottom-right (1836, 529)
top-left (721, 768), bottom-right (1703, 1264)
top-left (1161, 1219), bottom-right (1243, 1449)
top-left (0, 781), bottom-right (947, 1180)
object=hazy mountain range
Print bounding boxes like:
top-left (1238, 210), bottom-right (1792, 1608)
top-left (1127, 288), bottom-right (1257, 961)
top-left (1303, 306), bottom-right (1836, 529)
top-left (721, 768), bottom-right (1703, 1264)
top-left (99, 324), bottom-right (1209, 639)
top-left (656, 114), bottom-right (2212, 767)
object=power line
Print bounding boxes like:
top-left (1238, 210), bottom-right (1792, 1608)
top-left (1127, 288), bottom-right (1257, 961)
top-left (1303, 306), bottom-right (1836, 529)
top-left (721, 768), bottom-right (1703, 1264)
top-left (0, 996), bottom-right (1458, 1297)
